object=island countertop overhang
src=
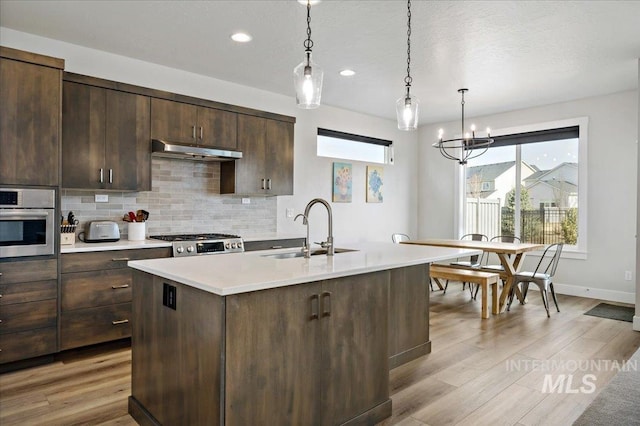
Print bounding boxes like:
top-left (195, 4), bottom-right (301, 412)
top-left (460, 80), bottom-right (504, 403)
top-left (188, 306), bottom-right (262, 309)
top-left (128, 241), bottom-right (480, 296)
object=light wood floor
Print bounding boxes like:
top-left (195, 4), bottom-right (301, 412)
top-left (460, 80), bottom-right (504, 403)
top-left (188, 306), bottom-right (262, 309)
top-left (1, 288), bottom-right (639, 426)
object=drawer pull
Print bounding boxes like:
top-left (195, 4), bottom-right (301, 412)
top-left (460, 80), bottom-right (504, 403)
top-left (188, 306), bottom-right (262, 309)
top-left (112, 284), bottom-right (130, 289)
top-left (111, 257), bottom-right (131, 262)
top-left (270, 245), bottom-right (283, 249)
top-left (112, 319), bottom-right (129, 325)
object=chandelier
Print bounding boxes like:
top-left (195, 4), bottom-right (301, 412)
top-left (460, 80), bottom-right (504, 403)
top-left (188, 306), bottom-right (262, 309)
top-left (396, 0), bottom-right (419, 130)
top-left (293, 0), bottom-right (323, 109)
top-left (433, 88), bottom-right (493, 165)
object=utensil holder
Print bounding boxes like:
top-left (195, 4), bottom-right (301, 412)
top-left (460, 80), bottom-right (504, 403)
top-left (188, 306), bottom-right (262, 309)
top-left (128, 222), bottom-right (146, 241)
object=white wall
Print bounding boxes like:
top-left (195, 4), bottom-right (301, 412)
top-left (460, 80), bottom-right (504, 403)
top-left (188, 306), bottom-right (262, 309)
top-left (636, 58), bottom-right (640, 331)
top-left (1, 27), bottom-right (419, 246)
top-left (420, 91), bottom-right (638, 303)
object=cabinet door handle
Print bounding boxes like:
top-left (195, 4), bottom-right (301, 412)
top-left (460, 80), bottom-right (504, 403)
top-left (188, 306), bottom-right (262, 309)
top-left (109, 169), bottom-right (113, 184)
top-left (321, 291), bottom-right (332, 317)
top-left (199, 126), bottom-right (203, 140)
top-left (99, 168), bottom-right (104, 183)
top-left (112, 284), bottom-right (130, 289)
top-left (112, 319), bottom-right (129, 325)
top-left (310, 294), bottom-right (319, 320)
top-left (261, 178), bottom-right (266, 190)
top-left (111, 257), bottom-right (131, 262)
top-left (267, 178), bottom-right (272, 190)
top-left (192, 125), bottom-right (197, 140)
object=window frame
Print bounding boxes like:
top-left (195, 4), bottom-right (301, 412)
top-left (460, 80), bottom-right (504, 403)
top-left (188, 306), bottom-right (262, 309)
top-left (455, 117), bottom-right (588, 259)
top-left (316, 128), bottom-right (394, 165)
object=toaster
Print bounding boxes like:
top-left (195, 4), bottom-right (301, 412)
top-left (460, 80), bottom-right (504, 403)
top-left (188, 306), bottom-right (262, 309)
top-left (83, 221), bottom-right (120, 242)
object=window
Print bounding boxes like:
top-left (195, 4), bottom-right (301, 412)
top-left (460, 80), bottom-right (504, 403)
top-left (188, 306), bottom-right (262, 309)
top-left (317, 128), bottom-right (393, 164)
top-left (461, 118), bottom-right (587, 253)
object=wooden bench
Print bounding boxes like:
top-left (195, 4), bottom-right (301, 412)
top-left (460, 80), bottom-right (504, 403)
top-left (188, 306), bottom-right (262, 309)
top-left (430, 265), bottom-right (500, 319)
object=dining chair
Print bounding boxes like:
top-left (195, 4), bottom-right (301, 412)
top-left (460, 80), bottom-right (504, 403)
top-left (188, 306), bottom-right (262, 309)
top-left (392, 233), bottom-right (435, 291)
top-left (507, 243), bottom-right (564, 317)
top-left (392, 233), bottom-right (410, 244)
top-left (444, 233), bottom-right (488, 296)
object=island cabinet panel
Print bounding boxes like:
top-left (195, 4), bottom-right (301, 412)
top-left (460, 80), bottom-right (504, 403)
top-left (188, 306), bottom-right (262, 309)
top-left (0, 48), bottom-right (62, 186)
top-left (62, 80), bottom-right (151, 191)
top-left (150, 98), bottom-right (238, 149)
top-left (225, 282), bottom-right (323, 426)
top-left (388, 264), bottom-right (431, 369)
top-left (321, 270), bottom-right (390, 426)
top-left (225, 271), bottom-right (390, 426)
top-left (130, 272), bottom-right (223, 426)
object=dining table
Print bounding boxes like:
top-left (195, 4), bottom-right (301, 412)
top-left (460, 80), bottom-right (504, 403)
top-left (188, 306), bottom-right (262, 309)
top-left (402, 239), bottom-right (545, 313)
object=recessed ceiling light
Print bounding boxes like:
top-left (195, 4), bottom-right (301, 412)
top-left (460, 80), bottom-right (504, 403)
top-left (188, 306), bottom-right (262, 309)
top-left (339, 69), bottom-right (356, 77)
top-left (231, 32), bottom-right (252, 43)
top-left (298, 0), bottom-right (321, 4)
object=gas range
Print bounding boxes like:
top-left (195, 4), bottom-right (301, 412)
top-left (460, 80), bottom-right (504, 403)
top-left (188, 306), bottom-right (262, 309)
top-left (149, 233), bottom-right (244, 257)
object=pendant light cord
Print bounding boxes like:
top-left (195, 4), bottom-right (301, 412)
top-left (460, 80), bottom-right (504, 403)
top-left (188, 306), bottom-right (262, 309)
top-left (303, 0), bottom-right (314, 63)
top-left (404, 0), bottom-right (412, 96)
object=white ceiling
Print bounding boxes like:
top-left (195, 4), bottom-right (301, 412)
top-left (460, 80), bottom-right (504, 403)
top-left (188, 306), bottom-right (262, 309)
top-left (2, 0), bottom-right (639, 124)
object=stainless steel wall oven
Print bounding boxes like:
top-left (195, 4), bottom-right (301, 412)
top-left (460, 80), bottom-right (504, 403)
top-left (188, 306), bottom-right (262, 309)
top-left (0, 188), bottom-right (56, 258)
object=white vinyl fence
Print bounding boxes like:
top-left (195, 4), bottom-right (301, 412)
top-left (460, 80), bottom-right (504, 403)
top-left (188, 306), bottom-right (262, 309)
top-left (466, 198), bottom-right (501, 238)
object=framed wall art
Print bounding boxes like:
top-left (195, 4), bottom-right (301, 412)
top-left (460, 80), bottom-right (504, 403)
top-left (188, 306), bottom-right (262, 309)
top-left (332, 162), bottom-right (352, 202)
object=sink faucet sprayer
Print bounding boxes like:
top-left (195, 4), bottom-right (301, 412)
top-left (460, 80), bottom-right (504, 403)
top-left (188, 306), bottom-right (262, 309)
top-left (296, 198), bottom-right (334, 258)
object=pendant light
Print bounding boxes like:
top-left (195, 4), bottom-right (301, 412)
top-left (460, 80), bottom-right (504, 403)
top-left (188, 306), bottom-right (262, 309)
top-left (396, 0), bottom-right (419, 131)
top-left (293, 0), bottom-right (323, 109)
top-left (433, 88), bottom-right (494, 165)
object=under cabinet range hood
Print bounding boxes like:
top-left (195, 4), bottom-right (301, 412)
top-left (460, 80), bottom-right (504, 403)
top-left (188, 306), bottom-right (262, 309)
top-left (151, 139), bottom-right (242, 161)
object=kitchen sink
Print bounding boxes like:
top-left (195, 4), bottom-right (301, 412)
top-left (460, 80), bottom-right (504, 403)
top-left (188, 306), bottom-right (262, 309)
top-left (262, 248), bottom-right (358, 259)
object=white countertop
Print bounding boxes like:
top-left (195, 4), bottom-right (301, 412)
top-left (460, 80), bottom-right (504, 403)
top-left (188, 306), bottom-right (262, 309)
top-left (61, 239), bottom-right (172, 253)
top-left (128, 242), bottom-right (480, 296)
top-left (60, 234), bottom-right (304, 253)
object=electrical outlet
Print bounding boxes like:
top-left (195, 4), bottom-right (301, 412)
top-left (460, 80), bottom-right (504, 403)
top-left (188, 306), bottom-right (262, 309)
top-left (286, 208), bottom-right (294, 218)
top-left (95, 194), bottom-right (108, 203)
top-left (242, 198), bottom-right (251, 205)
top-left (163, 283), bottom-right (177, 310)
top-left (624, 271), bottom-right (633, 281)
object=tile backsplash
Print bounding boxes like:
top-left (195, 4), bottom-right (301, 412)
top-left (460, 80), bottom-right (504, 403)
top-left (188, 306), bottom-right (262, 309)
top-left (61, 158), bottom-right (276, 238)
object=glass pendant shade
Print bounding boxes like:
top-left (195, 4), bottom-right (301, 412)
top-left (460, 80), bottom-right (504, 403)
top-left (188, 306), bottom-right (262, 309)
top-left (293, 55), bottom-right (323, 109)
top-left (396, 93), bottom-right (419, 130)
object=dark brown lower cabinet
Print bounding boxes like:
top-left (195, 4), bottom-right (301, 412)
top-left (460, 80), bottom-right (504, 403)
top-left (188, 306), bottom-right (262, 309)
top-left (129, 269), bottom-right (395, 426)
top-left (0, 258), bottom-right (58, 365)
top-left (60, 247), bottom-right (171, 350)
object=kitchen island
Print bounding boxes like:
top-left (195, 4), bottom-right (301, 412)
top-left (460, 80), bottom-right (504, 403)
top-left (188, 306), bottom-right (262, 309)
top-left (127, 242), bottom-right (479, 426)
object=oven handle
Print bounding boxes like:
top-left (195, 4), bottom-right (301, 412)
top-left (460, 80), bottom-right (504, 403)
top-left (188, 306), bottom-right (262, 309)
top-left (0, 210), bottom-right (50, 220)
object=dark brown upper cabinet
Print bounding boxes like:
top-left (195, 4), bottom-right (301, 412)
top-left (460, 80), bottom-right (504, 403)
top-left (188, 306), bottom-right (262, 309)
top-left (0, 47), bottom-right (63, 187)
top-left (221, 114), bottom-right (294, 196)
top-left (150, 98), bottom-right (237, 150)
top-left (62, 81), bottom-right (151, 191)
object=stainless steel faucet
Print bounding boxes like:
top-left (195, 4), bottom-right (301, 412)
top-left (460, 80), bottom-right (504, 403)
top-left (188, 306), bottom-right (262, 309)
top-left (301, 198), bottom-right (334, 257)
top-left (294, 213), bottom-right (310, 257)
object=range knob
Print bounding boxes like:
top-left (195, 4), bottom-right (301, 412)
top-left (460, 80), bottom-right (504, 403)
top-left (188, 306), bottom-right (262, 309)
top-left (237, 241), bottom-right (242, 248)
top-left (231, 242), bottom-right (237, 249)
top-left (225, 242), bottom-right (231, 249)
top-left (176, 246), bottom-right (184, 254)
top-left (186, 245), bottom-right (194, 253)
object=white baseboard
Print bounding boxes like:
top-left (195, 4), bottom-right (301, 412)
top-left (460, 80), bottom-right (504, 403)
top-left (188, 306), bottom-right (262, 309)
top-left (534, 282), bottom-right (636, 305)
top-left (634, 316), bottom-right (640, 332)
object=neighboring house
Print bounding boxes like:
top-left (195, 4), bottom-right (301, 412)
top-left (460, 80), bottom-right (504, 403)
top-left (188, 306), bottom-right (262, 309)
top-left (525, 162), bottom-right (578, 208)
top-left (466, 161), bottom-right (536, 206)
